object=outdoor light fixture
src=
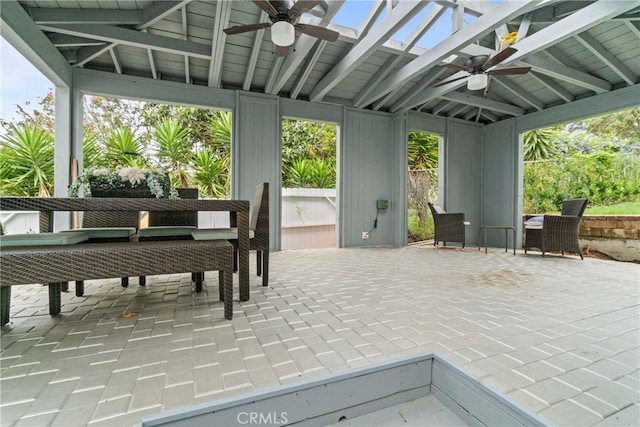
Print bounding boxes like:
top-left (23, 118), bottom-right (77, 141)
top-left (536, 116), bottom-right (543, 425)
top-left (271, 21), bottom-right (295, 46)
top-left (467, 73), bottom-right (488, 91)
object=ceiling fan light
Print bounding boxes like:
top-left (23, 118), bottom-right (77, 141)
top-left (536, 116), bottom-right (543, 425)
top-left (271, 21), bottom-right (295, 46)
top-left (467, 73), bottom-right (488, 90)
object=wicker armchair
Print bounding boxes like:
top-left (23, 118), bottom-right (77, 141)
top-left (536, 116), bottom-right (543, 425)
top-left (524, 198), bottom-right (588, 259)
top-left (428, 203), bottom-right (466, 248)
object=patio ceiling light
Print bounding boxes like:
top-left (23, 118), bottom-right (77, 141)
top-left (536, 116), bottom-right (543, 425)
top-left (271, 21), bottom-right (295, 47)
top-left (467, 73), bottom-right (488, 91)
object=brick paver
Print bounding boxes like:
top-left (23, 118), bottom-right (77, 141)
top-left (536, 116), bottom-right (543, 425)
top-left (1, 247), bottom-right (638, 426)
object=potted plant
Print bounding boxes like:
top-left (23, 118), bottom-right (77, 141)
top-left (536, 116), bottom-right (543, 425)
top-left (68, 166), bottom-right (177, 198)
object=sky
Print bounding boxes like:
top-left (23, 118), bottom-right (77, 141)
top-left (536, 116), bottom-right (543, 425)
top-left (0, 0), bottom-right (459, 126)
top-left (1, 37), bottom-right (53, 124)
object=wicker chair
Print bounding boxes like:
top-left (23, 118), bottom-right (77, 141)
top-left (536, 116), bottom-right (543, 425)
top-left (137, 188), bottom-right (199, 286)
top-left (524, 198), bottom-right (588, 259)
top-left (428, 202), bottom-right (466, 248)
top-left (192, 182), bottom-right (270, 287)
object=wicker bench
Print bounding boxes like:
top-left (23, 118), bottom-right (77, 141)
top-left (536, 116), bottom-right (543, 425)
top-left (0, 239), bottom-right (235, 325)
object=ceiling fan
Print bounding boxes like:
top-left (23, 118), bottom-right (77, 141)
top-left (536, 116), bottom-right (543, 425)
top-left (223, 0), bottom-right (340, 57)
top-left (433, 47), bottom-right (531, 90)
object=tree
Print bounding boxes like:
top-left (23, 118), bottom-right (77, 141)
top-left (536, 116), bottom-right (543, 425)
top-left (570, 107), bottom-right (640, 142)
top-left (408, 131), bottom-right (438, 170)
top-left (154, 119), bottom-right (193, 187)
top-left (1, 90), bottom-right (55, 135)
top-left (406, 131), bottom-right (439, 242)
top-left (0, 123), bottom-right (54, 196)
top-left (84, 96), bottom-right (146, 140)
top-left (281, 119), bottom-right (336, 188)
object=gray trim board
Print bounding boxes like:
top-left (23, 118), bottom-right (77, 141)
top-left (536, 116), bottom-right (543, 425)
top-left (137, 353), bottom-right (549, 427)
top-left (514, 83), bottom-right (640, 133)
top-left (73, 68), bottom-right (236, 109)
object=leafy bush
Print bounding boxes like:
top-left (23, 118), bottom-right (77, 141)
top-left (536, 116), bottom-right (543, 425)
top-left (408, 210), bottom-right (434, 242)
top-left (0, 123), bottom-right (54, 196)
top-left (285, 159), bottom-right (336, 188)
top-left (524, 151), bottom-right (640, 213)
top-left (282, 119), bottom-right (336, 189)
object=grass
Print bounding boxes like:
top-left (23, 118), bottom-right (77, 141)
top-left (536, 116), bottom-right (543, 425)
top-left (584, 201), bottom-right (640, 215)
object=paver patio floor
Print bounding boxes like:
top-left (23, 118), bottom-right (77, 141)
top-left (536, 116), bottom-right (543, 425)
top-left (1, 246), bottom-right (638, 426)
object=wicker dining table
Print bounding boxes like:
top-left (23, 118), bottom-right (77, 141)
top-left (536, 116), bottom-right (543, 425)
top-left (0, 197), bottom-right (252, 301)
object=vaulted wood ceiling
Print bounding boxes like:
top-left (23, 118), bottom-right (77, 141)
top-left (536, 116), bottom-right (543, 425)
top-left (7, 0), bottom-right (640, 124)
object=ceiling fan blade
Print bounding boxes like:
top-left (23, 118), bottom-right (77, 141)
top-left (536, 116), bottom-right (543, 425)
top-left (432, 75), bottom-right (469, 88)
top-left (488, 66), bottom-right (531, 75)
top-left (289, 0), bottom-right (321, 20)
top-left (252, 0), bottom-right (278, 16)
top-left (441, 62), bottom-right (472, 73)
top-left (269, 1), bottom-right (290, 13)
top-left (296, 24), bottom-right (339, 42)
top-left (223, 22), bottom-right (272, 35)
top-left (482, 47), bottom-right (517, 70)
top-left (275, 45), bottom-right (290, 57)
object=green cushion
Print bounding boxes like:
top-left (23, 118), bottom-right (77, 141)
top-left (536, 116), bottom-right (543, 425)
top-left (192, 228), bottom-right (255, 241)
top-left (62, 227), bottom-right (136, 239)
top-left (138, 226), bottom-right (196, 238)
top-left (0, 231), bottom-right (90, 248)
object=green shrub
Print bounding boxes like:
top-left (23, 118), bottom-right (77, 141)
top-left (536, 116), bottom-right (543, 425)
top-left (408, 210), bottom-right (434, 243)
top-left (524, 151), bottom-right (640, 213)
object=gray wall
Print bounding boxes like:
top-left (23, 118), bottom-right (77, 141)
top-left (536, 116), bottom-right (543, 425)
top-left (444, 119), bottom-right (483, 244)
top-left (341, 109), bottom-right (396, 247)
top-left (480, 120), bottom-right (521, 247)
top-left (408, 113), bottom-right (483, 245)
top-left (72, 68), bottom-right (639, 252)
top-left (234, 92), bottom-right (281, 249)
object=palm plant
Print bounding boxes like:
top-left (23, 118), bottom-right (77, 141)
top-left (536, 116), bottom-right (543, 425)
top-left (407, 131), bottom-right (439, 242)
top-left (523, 128), bottom-right (557, 161)
top-left (207, 111), bottom-right (232, 159)
top-left (309, 158), bottom-right (336, 188)
top-left (193, 148), bottom-right (229, 198)
top-left (105, 127), bottom-right (146, 167)
top-left (83, 128), bottom-right (103, 169)
top-left (0, 123), bottom-right (54, 196)
top-left (408, 131), bottom-right (438, 170)
top-left (285, 159), bottom-right (313, 188)
top-left (154, 119), bottom-right (193, 187)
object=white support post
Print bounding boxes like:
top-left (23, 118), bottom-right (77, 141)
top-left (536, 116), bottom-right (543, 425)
top-left (53, 85), bottom-right (83, 231)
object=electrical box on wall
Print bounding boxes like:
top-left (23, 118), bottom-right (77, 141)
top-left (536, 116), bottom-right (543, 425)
top-left (377, 200), bottom-right (389, 210)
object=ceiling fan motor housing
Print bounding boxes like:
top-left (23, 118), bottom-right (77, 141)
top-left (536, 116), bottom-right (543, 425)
top-left (468, 54), bottom-right (490, 70)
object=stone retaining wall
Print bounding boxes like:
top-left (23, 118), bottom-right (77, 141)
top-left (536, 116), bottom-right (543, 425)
top-left (579, 215), bottom-right (639, 262)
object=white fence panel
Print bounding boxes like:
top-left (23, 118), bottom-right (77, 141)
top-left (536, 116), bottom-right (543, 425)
top-left (281, 188), bottom-right (336, 250)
